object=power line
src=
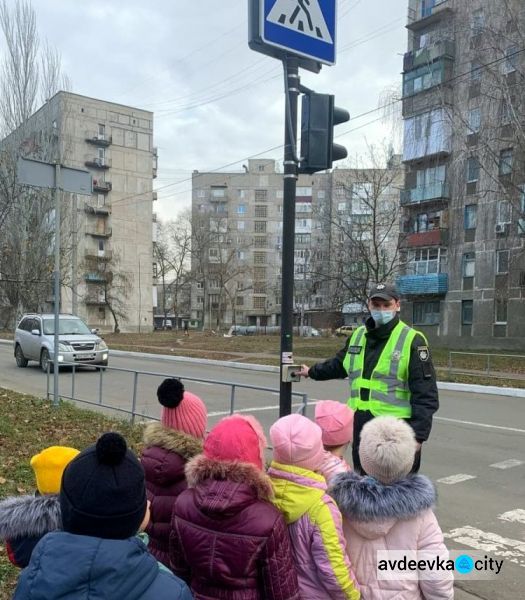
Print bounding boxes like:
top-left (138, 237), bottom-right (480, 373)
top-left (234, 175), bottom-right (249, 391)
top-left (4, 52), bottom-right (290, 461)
top-left (108, 46), bottom-right (525, 210)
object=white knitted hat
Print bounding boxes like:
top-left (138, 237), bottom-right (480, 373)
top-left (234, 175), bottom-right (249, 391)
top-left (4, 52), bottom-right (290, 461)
top-left (359, 417), bottom-right (416, 484)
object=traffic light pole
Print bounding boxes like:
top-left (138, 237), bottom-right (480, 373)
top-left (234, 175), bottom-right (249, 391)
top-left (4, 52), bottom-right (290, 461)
top-left (279, 56), bottom-right (299, 417)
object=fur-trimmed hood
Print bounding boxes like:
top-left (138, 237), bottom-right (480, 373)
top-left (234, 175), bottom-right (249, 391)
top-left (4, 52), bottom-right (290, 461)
top-left (185, 454), bottom-right (274, 509)
top-left (142, 422), bottom-right (202, 459)
top-left (330, 472), bottom-right (436, 539)
top-left (0, 494), bottom-right (61, 539)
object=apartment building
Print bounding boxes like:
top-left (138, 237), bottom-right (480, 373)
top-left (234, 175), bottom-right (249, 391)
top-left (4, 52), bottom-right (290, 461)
top-left (398, 0), bottom-right (525, 349)
top-left (190, 158), bottom-right (402, 329)
top-left (3, 92), bottom-right (157, 332)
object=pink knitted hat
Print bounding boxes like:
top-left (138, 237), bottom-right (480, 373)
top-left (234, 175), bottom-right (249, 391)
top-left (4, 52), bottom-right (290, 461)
top-left (157, 378), bottom-right (207, 439)
top-left (315, 400), bottom-right (354, 447)
top-left (203, 414), bottom-right (267, 470)
top-left (270, 414), bottom-right (325, 471)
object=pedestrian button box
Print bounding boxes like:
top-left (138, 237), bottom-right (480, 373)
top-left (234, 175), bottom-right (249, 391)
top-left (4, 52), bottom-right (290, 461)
top-left (282, 364), bottom-right (302, 383)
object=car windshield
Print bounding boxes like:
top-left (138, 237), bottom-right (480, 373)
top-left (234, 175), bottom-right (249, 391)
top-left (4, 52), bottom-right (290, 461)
top-left (42, 318), bottom-right (92, 335)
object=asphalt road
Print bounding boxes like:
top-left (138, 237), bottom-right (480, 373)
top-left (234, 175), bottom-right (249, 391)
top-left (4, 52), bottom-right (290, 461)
top-left (1, 343), bottom-right (524, 599)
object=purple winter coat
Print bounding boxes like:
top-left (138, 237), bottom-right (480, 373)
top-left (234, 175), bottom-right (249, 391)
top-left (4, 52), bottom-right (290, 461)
top-left (141, 422), bottom-right (202, 567)
top-left (169, 455), bottom-right (301, 600)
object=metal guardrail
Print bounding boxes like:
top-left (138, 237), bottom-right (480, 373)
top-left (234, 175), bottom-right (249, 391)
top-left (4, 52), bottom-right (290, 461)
top-left (447, 351), bottom-right (525, 379)
top-left (46, 361), bottom-right (309, 423)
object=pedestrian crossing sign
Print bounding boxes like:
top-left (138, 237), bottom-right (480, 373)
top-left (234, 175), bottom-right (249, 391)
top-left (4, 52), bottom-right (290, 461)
top-left (252, 0), bottom-right (337, 66)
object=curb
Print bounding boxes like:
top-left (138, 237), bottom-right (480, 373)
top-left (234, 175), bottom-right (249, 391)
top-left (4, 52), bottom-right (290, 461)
top-left (2, 339), bottom-right (524, 397)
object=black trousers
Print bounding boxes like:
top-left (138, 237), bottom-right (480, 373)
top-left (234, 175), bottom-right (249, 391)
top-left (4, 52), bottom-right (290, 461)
top-left (352, 410), bottom-right (422, 475)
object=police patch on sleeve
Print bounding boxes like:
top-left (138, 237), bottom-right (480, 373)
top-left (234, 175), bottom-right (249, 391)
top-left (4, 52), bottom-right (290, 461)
top-left (417, 346), bottom-right (430, 362)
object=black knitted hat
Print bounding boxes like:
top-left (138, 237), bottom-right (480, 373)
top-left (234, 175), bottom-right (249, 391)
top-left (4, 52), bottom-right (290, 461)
top-left (157, 378), bottom-right (185, 408)
top-left (60, 432), bottom-right (147, 539)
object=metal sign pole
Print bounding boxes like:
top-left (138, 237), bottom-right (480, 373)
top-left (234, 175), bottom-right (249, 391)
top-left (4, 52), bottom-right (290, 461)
top-left (279, 55), bottom-right (299, 417)
top-left (53, 164), bottom-right (61, 406)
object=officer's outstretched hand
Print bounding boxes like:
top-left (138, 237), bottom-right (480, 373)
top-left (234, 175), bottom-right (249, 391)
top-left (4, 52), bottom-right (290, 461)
top-left (296, 364), bottom-right (310, 378)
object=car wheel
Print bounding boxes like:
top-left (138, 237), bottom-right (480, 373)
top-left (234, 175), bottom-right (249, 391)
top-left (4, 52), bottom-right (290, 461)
top-left (15, 344), bottom-right (29, 368)
top-left (40, 349), bottom-right (53, 373)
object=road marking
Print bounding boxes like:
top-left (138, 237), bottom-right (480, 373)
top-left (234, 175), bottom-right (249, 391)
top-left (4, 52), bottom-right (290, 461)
top-left (490, 459), bottom-right (524, 469)
top-left (435, 416), bottom-right (525, 434)
top-left (444, 526), bottom-right (525, 567)
top-left (437, 474), bottom-right (477, 485)
top-left (498, 510), bottom-right (525, 524)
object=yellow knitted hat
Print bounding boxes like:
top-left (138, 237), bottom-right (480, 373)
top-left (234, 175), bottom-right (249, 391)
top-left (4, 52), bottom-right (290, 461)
top-left (30, 446), bottom-right (80, 495)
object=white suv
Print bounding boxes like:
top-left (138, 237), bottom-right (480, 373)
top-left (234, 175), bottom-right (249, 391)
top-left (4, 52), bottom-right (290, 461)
top-left (14, 314), bottom-right (109, 372)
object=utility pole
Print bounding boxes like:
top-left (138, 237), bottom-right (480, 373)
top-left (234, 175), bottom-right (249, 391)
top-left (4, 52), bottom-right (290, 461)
top-left (279, 55), bottom-right (299, 417)
top-left (53, 164), bottom-right (61, 405)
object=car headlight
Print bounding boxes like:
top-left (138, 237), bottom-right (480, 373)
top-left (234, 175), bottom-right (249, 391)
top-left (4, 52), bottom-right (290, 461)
top-left (96, 340), bottom-right (108, 350)
top-left (58, 342), bottom-right (71, 351)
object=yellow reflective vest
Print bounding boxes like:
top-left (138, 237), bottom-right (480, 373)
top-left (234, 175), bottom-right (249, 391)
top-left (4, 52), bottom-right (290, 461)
top-left (343, 320), bottom-right (427, 418)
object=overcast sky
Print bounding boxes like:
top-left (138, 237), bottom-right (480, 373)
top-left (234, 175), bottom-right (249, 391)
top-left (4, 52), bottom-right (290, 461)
top-left (30, 0), bottom-right (407, 220)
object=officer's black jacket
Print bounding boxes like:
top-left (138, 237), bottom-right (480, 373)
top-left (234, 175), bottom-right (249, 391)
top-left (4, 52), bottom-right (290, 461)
top-left (308, 315), bottom-right (438, 442)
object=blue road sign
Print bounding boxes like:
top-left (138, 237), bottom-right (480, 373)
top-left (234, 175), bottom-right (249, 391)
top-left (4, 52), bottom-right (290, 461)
top-left (261, 0), bottom-right (336, 65)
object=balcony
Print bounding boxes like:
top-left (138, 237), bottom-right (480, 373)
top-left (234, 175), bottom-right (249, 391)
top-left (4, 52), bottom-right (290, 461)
top-left (85, 131), bottom-right (112, 147)
top-left (85, 155), bottom-right (111, 169)
top-left (85, 226), bottom-right (112, 237)
top-left (407, 0), bottom-right (452, 30)
top-left (93, 179), bottom-right (112, 193)
top-left (84, 293), bottom-right (106, 306)
top-left (84, 249), bottom-right (113, 262)
top-left (402, 228), bottom-right (448, 247)
top-left (400, 182), bottom-right (450, 206)
top-left (397, 273), bottom-right (448, 296)
top-left (403, 40), bottom-right (455, 72)
top-left (84, 202), bottom-right (111, 216)
top-left (84, 272), bottom-right (111, 284)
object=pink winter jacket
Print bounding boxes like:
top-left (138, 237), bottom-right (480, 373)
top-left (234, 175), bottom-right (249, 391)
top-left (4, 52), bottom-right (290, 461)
top-left (330, 472), bottom-right (454, 600)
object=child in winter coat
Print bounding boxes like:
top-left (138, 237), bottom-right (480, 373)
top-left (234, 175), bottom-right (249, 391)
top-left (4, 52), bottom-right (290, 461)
top-left (0, 445), bottom-right (79, 568)
top-left (268, 413), bottom-right (360, 600)
top-left (14, 432), bottom-right (192, 600)
top-left (141, 377), bottom-right (207, 567)
top-left (315, 400), bottom-right (354, 484)
top-left (169, 414), bottom-right (301, 600)
top-left (330, 417), bottom-right (454, 600)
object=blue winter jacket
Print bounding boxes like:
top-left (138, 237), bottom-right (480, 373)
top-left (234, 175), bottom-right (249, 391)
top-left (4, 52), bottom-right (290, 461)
top-left (14, 531), bottom-right (193, 600)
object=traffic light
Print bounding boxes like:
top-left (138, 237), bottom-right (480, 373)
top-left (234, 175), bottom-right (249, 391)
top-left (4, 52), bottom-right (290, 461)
top-left (299, 92), bottom-right (350, 174)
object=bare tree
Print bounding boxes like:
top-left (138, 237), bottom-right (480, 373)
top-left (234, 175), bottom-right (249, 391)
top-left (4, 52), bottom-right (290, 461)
top-left (0, 0), bottom-right (70, 325)
top-left (311, 145), bottom-right (404, 310)
top-left (83, 250), bottom-right (132, 334)
top-left (166, 210), bottom-right (192, 328)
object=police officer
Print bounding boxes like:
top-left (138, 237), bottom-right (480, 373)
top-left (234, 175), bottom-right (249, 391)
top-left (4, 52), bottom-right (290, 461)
top-left (297, 283), bottom-right (438, 473)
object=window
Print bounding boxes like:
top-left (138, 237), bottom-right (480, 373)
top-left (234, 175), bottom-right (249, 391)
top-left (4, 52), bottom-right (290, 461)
top-left (497, 200), bottom-right (511, 224)
top-left (276, 190), bottom-right (283, 199)
top-left (253, 283), bottom-right (267, 294)
top-left (208, 248), bottom-right (219, 258)
top-left (295, 233), bottom-right (311, 245)
top-left (466, 157), bottom-right (480, 183)
top-left (97, 194), bottom-right (105, 208)
top-left (416, 213), bottom-right (429, 232)
top-left (196, 282), bottom-right (204, 289)
top-left (468, 108), bottom-right (481, 133)
top-left (499, 149), bottom-right (513, 175)
top-left (208, 279), bottom-right (220, 289)
top-left (258, 164), bottom-right (265, 172)
top-left (463, 253), bottom-right (475, 277)
top-left (253, 267), bottom-right (267, 280)
top-left (296, 202), bottom-right (312, 213)
top-left (236, 250), bottom-right (245, 260)
top-left (253, 252), bottom-right (266, 265)
top-left (98, 123), bottom-right (105, 136)
top-left (236, 296), bottom-right (244, 306)
top-left (254, 221), bottom-right (267, 233)
top-left (237, 221), bottom-right (245, 230)
top-left (495, 298), bottom-right (508, 324)
top-left (408, 247), bottom-right (446, 275)
top-left (470, 60), bottom-right (482, 82)
top-left (317, 190), bottom-right (326, 199)
top-left (471, 9), bottom-right (485, 35)
top-left (197, 190), bottom-right (205, 198)
top-left (337, 202), bottom-right (347, 213)
top-left (237, 204), bottom-right (246, 214)
top-left (413, 301), bottom-right (440, 325)
top-left (336, 185), bottom-right (346, 198)
top-left (296, 187), bottom-right (312, 196)
top-left (253, 237), bottom-right (268, 248)
top-left (464, 204), bottom-right (477, 229)
top-left (500, 100), bottom-right (511, 125)
top-left (503, 45), bottom-right (518, 74)
top-left (197, 296), bottom-right (204, 305)
top-left (496, 250), bottom-right (509, 273)
top-left (211, 187), bottom-right (226, 198)
top-left (253, 297), bottom-right (266, 310)
top-left (238, 189), bottom-right (245, 199)
top-left (462, 300), bottom-right (473, 325)
top-left (277, 205), bottom-right (282, 213)
top-left (255, 189), bottom-right (268, 202)
top-left (254, 205), bottom-right (267, 218)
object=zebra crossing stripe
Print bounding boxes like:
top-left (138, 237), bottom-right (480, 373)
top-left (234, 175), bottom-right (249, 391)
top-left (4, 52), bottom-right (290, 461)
top-left (437, 474), bottom-right (477, 485)
top-left (498, 509), bottom-right (525, 525)
top-left (490, 459), bottom-right (524, 469)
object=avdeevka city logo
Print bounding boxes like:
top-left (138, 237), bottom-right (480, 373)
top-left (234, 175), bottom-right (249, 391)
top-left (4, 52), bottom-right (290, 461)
top-left (455, 554), bottom-right (475, 574)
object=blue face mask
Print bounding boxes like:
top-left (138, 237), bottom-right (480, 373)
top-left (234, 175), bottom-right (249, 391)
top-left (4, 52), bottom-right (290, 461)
top-left (371, 310), bottom-right (396, 326)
